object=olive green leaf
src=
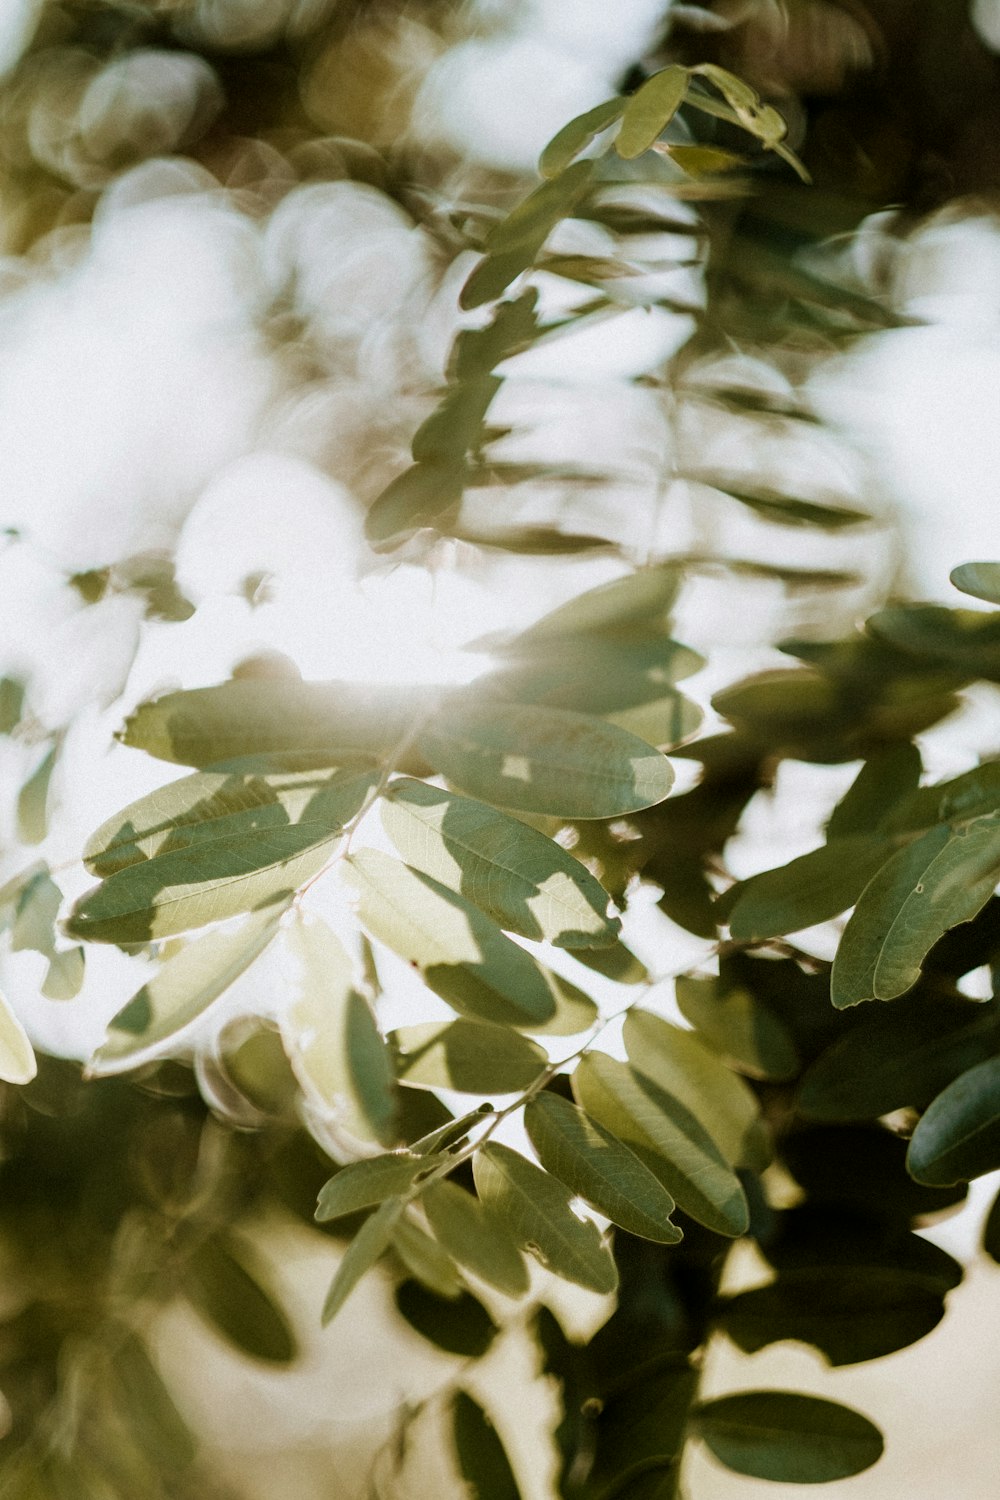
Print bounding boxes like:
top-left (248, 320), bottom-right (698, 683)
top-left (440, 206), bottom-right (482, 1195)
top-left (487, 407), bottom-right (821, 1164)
top-left (322, 1198), bottom-right (403, 1326)
top-left (615, 67), bottom-right (688, 159)
top-left (391, 1214), bottom-right (463, 1298)
top-left (185, 1232), bottom-right (297, 1364)
top-left (726, 835), bottom-right (893, 942)
top-left (690, 1391), bottom-right (883, 1484)
top-left (539, 97), bottom-right (625, 177)
top-left (364, 461), bottom-right (467, 547)
top-left (675, 975), bottom-right (798, 1082)
top-left (951, 561), bottom-right (1000, 605)
top-left (422, 1181), bottom-right (529, 1297)
top-left (452, 1391), bottom-right (522, 1500)
top-left (316, 1153), bottom-right (445, 1223)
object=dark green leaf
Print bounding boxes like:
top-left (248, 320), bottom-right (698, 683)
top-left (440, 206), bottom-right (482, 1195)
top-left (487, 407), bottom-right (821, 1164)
top-left (422, 1180), bottom-right (529, 1296)
top-left (781, 1124), bottom-right (966, 1221)
top-left (907, 1056), bottom-right (1000, 1185)
top-left (316, 1154), bottom-right (444, 1222)
top-left (364, 462), bottom-right (467, 547)
top-left (572, 1053), bottom-right (748, 1236)
top-left (727, 835), bottom-right (893, 942)
top-left (452, 1391), bottom-right (521, 1500)
top-left (675, 975), bottom-right (798, 1082)
top-left (381, 779), bottom-right (618, 948)
top-left (391, 1020), bottom-right (546, 1094)
top-left (827, 743), bottom-right (923, 839)
top-left (951, 562), bottom-right (1000, 606)
top-left (615, 67), bottom-right (688, 159)
top-left (473, 1141), bottom-right (618, 1293)
top-left (120, 679), bottom-right (425, 769)
top-left (691, 1391), bottom-right (883, 1484)
top-left (322, 1198), bottom-right (402, 1325)
top-left (394, 1281), bottom-right (497, 1356)
top-left (417, 697), bottom-right (674, 819)
top-left (869, 604), bottom-right (1000, 678)
top-left (343, 849), bottom-right (560, 1027)
top-left (89, 911), bottom-right (280, 1075)
top-left (540, 97), bottom-right (625, 176)
top-left (185, 1232), bottom-right (297, 1364)
top-left (524, 1091), bottom-right (682, 1243)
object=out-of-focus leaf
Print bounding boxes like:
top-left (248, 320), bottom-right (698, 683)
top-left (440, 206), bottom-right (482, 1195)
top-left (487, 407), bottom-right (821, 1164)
top-left (17, 743), bottom-right (57, 845)
top-left (827, 743), bottom-right (923, 839)
top-left (690, 1391), bottom-right (883, 1484)
top-left (572, 1053), bottom-right (748, 1236)
top-left (69, 763), bottom-right (375, 944)
top-left (284, 915), bottom-right (397, 1147)
top-left (951, 562), bottom-right (1000, 606)
top-left (668, 144), bottom-right (745, 175)
top-left (364, 462), bottom-right (467, 547)
top-left (505, 566), bottom-right (683, 647)
top-left (0, 675), bottom-right (24, 733)
top-left (907, 1056), bottom-right (1000, 1185)
top-left (343, 850), bottom-right (559, 1027)
top-left (572, 939), bottom-right (648, 985)
top-left (487, 159), bottom-right (595, 256)
top-left (616, 66), bottom-right (688, 159)
top-left (0, 987), bottom-right (36, 1085)
top-left (381, 779), bottom-right (618, 948)
top-left (869, 604), bottom-right (1000, 678)
top-left (185, 1232), bottom-right (297, 1364)
top-left (417, 697), bottom-right (674, 819)
top-left (316, 1154), bottom-right (444, 1223)
top-left (675, 975), bottom-right (799, 1081)
top-left (719, 1269), bottom-right (947, 1366)
top-left (832, 817), bottom-right (1000, 1007)
top-left (392, 1213), bottom-right (463, 1298)
top-left (41, 946), bottom-right (85, 1001)
top-left (411, 377), bottom-right (502, 465)
top-left (524, 1091), bottom-right (682, 1243)
top-left (450, 290), bottom-right (540, 380)
top-left (391, 1020), bottom-right (546, 1094)
top-left (110, 1330), bottom-right (197, 1472)
top-left (623, 1010), bottom-right (766, 1170)
top-left (473, 1141), bottom-right (617, 1293)
top-left (460, 247), bottom-right (540, 310)
top-left (781, 1124), bottom-right (966, 1222)
top-left (983, 1187), bottom-right (1000, 1262)
top-left (692, 478), bottom-right (868, 529)
top-left (322, 1198), bottom-right (402, 1326)
top-left (452, 1390), bottom-right (521, 1500)
top-left (88, 911), bottom-right (281, 1075)
top-left (120, 679), bottom-right (425, 768)
top-left (726, 835), bottom-right (893, 942)
top-left (394, 1281), bottom-right (497, 1357)
top-left (422, 1180), bottom-right (529, 1296)
top-left (540, 97), bottom-right (625, 176)
top-left (11, 870), bottom-right (61, 958)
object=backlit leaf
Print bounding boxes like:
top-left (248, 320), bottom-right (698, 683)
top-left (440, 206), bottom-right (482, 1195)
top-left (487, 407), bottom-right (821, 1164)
top-left (417, 697), bottom-right (674, 820)
top-left (540, 97), bottom-right (625, 177)
top-left (951, 561), bottom-right (1000, 606)
top-left (907, 1056), bottom-right (1000, 1185)
top-left (572, 1053), bottom-right (748, 1236)
top-left (322, 1198), bottom-right (402, 1326)
top-left (68, 764), bottom-right (376, 944)
top-left (392, 1213), bottom-right (463, 1298)
top-left (615, 67), bottom-right (688, 159)
top-left (473, 1141), bottom-right (618, 1293)
top-left (524, 1091), bottom-right (681, 1243)
top-left (422, 1180), bottom-right (529, 1296)
top-left (691, 1391), bottom-right (883, 1484)
top-left (88, 910), bottom-right (281, 1075)
top-left (675, 976), bottom-right (798, 1082)
top-left (343, 849), bottom-right (559, 1027)
top-left (411, 377), bottom-right (502, 464)
top-left (450, 291), bottom-right (540, 380)
top-left (391, 1020), bottom-right (546, 1094)
top-left (316, 1153), bottom-right (444, 1222)
top-left (381, 779), bottom-right (618, 948)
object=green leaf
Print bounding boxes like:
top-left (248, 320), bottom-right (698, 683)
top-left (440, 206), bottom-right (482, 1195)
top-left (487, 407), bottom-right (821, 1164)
top-left (486, 160), bottom-right (596, 256)
top-left (460, 247), bottom-right (540, 311)
top-left (394, 1281), bottom-right (497, 1357)
top-left (411, 376), bottom-right (502, 464)
top-left (392, 1213), bottom-right (463, 1298)
top-left (364, 461), bottom-right (467, 547)
top-left (727, 835), bottom-right (893, 942)
top-left (667, 144), bottom-right (745, 175)
top-left (11, 870), bottom-right (61, 958)
top-left (450, 290), bottom-right (540, 380)
top-left (185, 1232), bottom-right (297, 1364)
top-left (675, 976), bottom-right (798, 1082)
top-left (869, 603), bottom-right (1000, 678)
top-left (615, 67), bottom-right (688, 159)
top-left (322, 1198), bottom-right (402, 1326)
top-left (473, 1141), bottom-right (617, 1293)
top-left (284, 915), bottom-right (397, 1147)
top-left (907, 1056), bottom-right (1000, 1185)
top-left (422, 1180), bottom-right (529, 1296)
top-left (951, 561), bottom-right (1000, 605)
top-left (381, 779), bottom-right (618, 948)
top-left (693, 479), bottom-right (868, 530)
top-left (68, 763), bottom-right (376, 944)
top-left (623, 1010), bottom-right (766, 1170)
top-left (41, 946), bottom-right (85, 1001)
top-left (719, 1268), bottom-right (947, 1366)
top-left (523, 1091), bottom-right (682, 1244)
top-left (110, 1331), bottom-right (197, 1473)
top-left (540, 97), bottom-right (625, 176)
top-left (0, 987), bottom-right (36, 1085)
top-left (481, 641), bottom-right (702, 723)
top-left (120, 679), bottom-right (425, 768)
top-left (691, 1391), bottom-right (883, 1484)
top-left (572, 1053), bottom-right (748, 1236)
top-left (17, 743), bottom-right (57, 845)
top-left (89, 910), bottom-right (280, 1075)
top-left (826, 743), bottom-right (923, 839)
top-left (798, 995), bottom-right (999, 1121)
top-left (391, 1020), bottom-right (546, 1094)
top-left (343, 850), bottom-right (560, 1028)
top-left (417, 697), bottom-right (674, 820)
top-left (452, 1391), bottom-right (521, 1500)
top-left (316, 1154), bottom-right (444, 1222)
top-left (505, 566), bottom-right (683, 647)
top-left (833, 817), bottom-right (1000, 1007)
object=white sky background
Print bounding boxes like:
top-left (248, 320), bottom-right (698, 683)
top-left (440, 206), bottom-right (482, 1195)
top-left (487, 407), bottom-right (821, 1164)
top-left (0, 0), bottom-right (997, 1093)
